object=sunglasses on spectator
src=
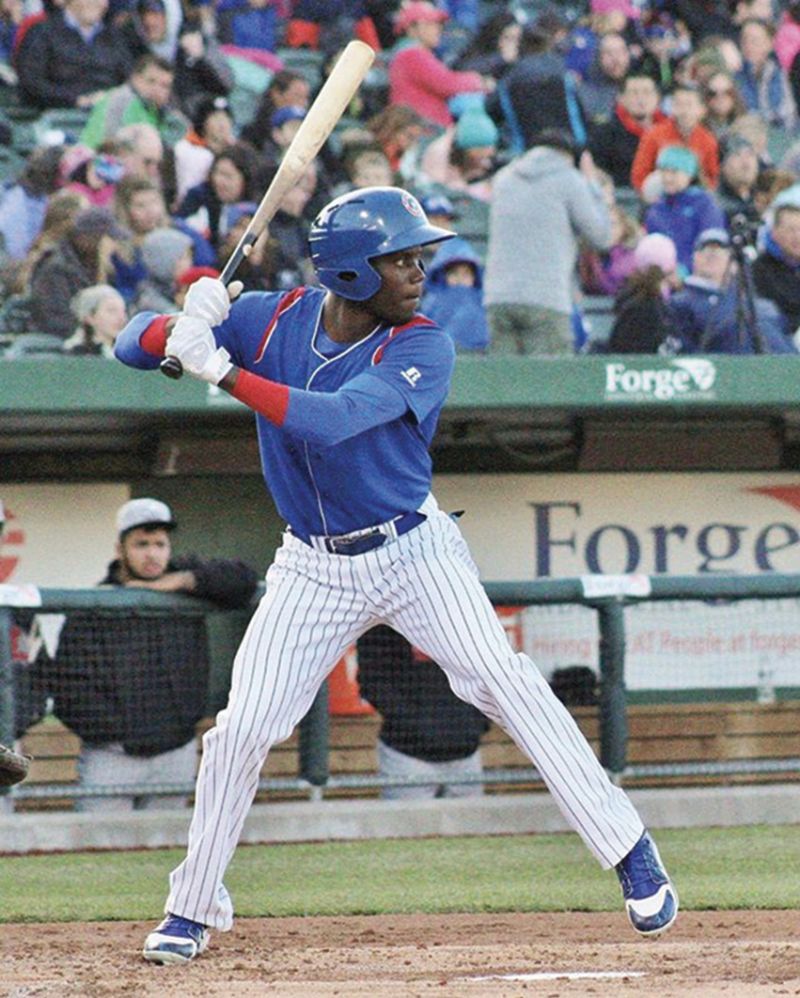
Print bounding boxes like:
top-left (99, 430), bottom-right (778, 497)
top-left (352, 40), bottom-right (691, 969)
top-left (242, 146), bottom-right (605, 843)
top-left (708, 87), bottom-right (733, 96)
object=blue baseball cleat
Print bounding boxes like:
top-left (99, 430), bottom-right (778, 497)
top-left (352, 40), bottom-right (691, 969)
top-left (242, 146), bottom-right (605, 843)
top-left (142, 913), bottom-right (210, 964)
top-left (616, 831), bottom-right (679, 937)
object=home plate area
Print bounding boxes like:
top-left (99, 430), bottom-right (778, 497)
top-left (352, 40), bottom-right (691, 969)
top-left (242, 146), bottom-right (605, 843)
top-left (2, 910), bottom-right (798, 996)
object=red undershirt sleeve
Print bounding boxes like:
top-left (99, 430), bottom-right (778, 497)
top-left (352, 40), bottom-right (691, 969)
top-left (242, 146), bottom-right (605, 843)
top-left (230, 369), bottom-right (290, 425)
top-left (140, 315), bottom-right (171, 357)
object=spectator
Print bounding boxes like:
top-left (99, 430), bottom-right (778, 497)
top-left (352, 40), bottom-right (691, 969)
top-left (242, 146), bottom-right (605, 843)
top-left (419, 192), bottom-right (458, 232)
top-left (30, 497), bottom-right (258, 812)
top-left (216, 0), bottom-right (284, 53)
top-left (716, 134), bottom-right (762, 231)
top-left (253, 163), bottom-right (318, 289)
top-left (28, 206), bottom-right (127, 340)
top-left (176, 142), bottom-right (262, 248)
top-left (668, 227), bottom-right (796, 353)
top-left (421, 235), bottom-right (489, 352)
top-left (453, 9), bottom-right (521, 81)
top-left (115, 123), bottom-right (165, 185)
top-left (633, 12), bottom-right (686, 92)
top-left (589, 72), bottom-right (665, 188)
top-left (417, 107), bottom-right (498, 202)
top-left (356, 626), bottom-right (489, 800)
top-left (340, 146), bottom-right (394, 192)
top-left (753, 197), bottom-right (800, 331)
top-left (213, 201), bottom-right (267, 291)
top-left (566, 1), bottom-right (639, 81)
top-left (61, 144), bottom-right (126, 208)
top-left (644, 145), bottom-right (726, 272)
top-left (579, 203), bottom-right (643, 296)
top-left (367, 104), bottom-right (426, 177)
top-left (15, 0), bottom-right (134, 109)
top-left (578, 32), bottom-right (632, 126)
top-left (753, 166), bottom-right (798, 216)
top-left (0, 0), bottom-right (22, 75)
top-left (133, 225), bottom-right (194, 312)
top-left (80, 53), bottom-right (187, 148)
top-left (659, 1), bottom-right (735, 46)
top-left (173, 96), bottom-right (236, 204)
top-left (735, 18), bottom-right (797, 131)
top-left (727, 111), bottom-right (772, 167)
top-left (169, 18), bottom-right (233, 117)
top-left (489, 20), bottom-right (588, 155)
top-left (702, 71), bottom-right (748, 137)
top-left (6, 190), bottom-right (89, 297)
top-left (0, 145), bottom-right (64, 261)
top-left (259, 105), bottom-right (306, 174)
top-left (631, 81), bottom-right (720, 191)
top-left (122, 0), bottom-right (182, 63)
top-left (484, 129), bottom-right (611, 355)
top-left (776, 1), bottom-right (800, 107)
top-left (388, 1), bottom-right (487, 129)
top-left (283, 2), bottom-right (379, 54)
top-left (63, 283), bottom-right (128, 355)
top-left (241, 70), bottom-right (311, 151)
top-left (607, 231), bottom-right (679, 352)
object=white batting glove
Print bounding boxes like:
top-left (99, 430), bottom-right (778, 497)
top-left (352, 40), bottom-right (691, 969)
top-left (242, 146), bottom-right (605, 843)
top-left (183, 276), bottom-right (243, 327)
top-left (166, 315), bottom-right (233, 385)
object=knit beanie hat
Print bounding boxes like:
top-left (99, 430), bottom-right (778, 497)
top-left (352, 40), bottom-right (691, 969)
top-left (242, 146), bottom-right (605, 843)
top-left (141, 227), bottom-right (193, 283)
top-left (633, 232), bottom-right (678, 273)
top-left (454, 110), bottom-right (499, 149)
top-left (656, 144), bottom-right (698, 178)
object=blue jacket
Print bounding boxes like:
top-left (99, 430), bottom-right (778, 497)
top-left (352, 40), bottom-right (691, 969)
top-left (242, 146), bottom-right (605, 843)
top-left (667, 276), bottom-right (797, 354)
top-left (645, 187), bottom-right (726, 272)
top-left (421, 237), bottom-right (489, 353)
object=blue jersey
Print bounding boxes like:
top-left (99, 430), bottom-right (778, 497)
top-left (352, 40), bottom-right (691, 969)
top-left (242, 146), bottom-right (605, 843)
top-left (116, 287), bottom-right (456, 537)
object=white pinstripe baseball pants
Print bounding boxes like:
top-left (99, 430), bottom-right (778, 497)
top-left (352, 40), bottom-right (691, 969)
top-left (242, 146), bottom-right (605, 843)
top-left (166, 501), bottom-right (645, 930)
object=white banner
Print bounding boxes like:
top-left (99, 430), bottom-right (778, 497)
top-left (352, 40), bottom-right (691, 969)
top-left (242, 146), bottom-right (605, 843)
top-left (432, 472), bottom-right (800, 580)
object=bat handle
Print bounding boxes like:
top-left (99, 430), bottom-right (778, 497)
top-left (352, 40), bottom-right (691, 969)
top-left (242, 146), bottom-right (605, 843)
top-left (159, 233), bottom-right (256, 379)
top-left (160, 356), bottom-right (184, 379)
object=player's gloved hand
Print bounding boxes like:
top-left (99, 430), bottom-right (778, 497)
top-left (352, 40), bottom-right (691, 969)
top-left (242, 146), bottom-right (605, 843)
top-left (183, 276), bottom-right (244, 327)
top-left (166, 315), bottom-right (233, 385)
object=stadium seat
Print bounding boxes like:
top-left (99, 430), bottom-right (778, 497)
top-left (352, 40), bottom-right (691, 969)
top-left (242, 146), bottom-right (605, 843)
top-left (0, 294), bottom-right (34, 338)
top-left (31, 107), bottom-right (91, 147)
top-left (2, 332), bottom-right (64, 359)
top-left (275, 47), bottom-right (325, 90)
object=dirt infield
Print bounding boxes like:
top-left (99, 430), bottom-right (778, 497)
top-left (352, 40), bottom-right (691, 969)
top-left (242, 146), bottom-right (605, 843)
top-left (2, 910), bottom-right (798, 997)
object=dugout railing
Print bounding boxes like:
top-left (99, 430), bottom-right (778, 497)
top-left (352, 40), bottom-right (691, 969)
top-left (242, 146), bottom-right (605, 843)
top-left (1, 573), bottom-right (799, 804)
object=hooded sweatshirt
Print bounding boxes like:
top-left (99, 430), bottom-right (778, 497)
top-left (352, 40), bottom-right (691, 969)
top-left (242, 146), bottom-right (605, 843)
top-left (484, 146), bottom-right (611, 314)
top-left (421, 237), bottom-right (489, 352)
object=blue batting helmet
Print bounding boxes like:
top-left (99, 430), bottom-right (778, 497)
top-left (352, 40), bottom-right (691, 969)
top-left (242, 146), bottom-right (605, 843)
top-left (308, 186), bottom-right (454, 301)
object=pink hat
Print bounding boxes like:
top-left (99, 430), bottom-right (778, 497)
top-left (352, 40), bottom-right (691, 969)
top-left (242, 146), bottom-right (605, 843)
top-left (394, 1), bottom-right (448, 35)
top-left (590, 0), bottom-right (641, 18)
top-left (633, 233), bottom-right (677, 273)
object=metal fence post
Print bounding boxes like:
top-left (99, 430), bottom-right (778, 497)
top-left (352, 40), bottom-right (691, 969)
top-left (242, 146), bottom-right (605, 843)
top-left (0, 608), bottom-right (14, 797)
top-left (596, 600), bottom-right (627, 777)
top-left (298, 681), bottom-right (329, 788)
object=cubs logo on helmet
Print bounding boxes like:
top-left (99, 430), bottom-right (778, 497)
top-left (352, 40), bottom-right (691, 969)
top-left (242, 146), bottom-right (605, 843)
top-left (308, 186), bottom-right (454, 301)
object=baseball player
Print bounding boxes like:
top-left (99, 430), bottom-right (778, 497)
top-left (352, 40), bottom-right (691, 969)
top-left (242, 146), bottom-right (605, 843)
top-left (114, 187), bottom-right (678, 964)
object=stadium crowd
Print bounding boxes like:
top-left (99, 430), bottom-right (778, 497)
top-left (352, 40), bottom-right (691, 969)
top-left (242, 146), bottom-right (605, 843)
top-left (1, 0), bottom-right (800, 356)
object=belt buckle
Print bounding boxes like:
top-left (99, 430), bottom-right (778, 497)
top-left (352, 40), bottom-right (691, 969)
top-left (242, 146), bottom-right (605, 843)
top-left (326, 527), bottom-right (383, 555)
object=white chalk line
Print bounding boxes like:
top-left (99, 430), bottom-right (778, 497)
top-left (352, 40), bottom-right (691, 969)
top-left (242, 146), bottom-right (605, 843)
top-left (463, 970), bottom-right (647, 982)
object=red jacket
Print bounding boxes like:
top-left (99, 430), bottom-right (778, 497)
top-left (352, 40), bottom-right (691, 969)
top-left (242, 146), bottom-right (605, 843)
top-left (631, 118), bottom-right (720, 191)
top-left (389, 43), bottom-right (484, 127)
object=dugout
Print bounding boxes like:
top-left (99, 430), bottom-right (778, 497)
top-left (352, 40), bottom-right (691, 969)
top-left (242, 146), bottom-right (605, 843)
top-left (1, 354), bottom-right (799, 806)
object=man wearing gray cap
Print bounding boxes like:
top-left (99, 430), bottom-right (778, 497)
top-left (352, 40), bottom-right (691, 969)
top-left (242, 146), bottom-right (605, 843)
top-left (29, 497), bottom-right (258, 811)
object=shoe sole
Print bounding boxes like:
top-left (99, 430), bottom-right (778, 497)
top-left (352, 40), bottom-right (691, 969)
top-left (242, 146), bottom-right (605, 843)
top-left (628, 884), bottom-right (679, 938)
top-left (142, 947), bottom-right (196, 965)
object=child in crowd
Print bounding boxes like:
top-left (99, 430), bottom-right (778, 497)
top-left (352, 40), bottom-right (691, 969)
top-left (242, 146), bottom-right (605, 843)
top-left (132, 226), bottom-right (194, 312)
top-left (644, 145), bottom-right (726, 273)
top-left (64, 284), bottom-right (128, 356)
top-left (421, 236), bottom-right (489, 352)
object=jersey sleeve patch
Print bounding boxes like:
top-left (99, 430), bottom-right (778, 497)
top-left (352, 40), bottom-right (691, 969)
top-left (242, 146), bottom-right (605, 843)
top-left (254, 286), bottom-right (307, 364)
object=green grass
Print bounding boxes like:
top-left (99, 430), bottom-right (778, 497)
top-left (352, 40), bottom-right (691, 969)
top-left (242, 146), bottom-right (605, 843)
top-left (1, 825), bottom-right (797, 924)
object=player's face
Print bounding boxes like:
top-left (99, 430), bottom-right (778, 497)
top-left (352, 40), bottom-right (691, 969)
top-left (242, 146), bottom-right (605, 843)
top-left (367, 246), bottom-right (427, 324)
top-left (118, 527), bottom-right (171, 580)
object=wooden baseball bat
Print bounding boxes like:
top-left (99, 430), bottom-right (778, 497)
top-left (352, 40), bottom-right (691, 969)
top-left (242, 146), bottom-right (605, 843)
top-left (160, 39), bottom-right (376, 379)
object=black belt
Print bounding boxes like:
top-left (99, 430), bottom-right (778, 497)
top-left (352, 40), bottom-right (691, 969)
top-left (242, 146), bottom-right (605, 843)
top-left (292, 510), bottom-right (427, 556)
